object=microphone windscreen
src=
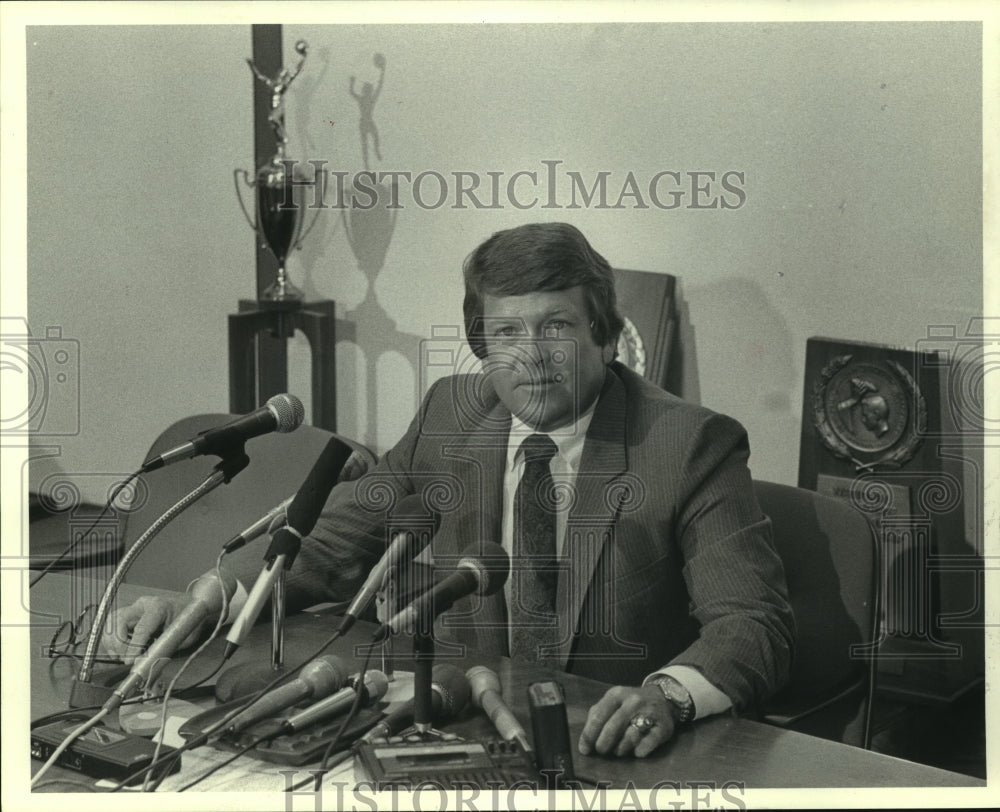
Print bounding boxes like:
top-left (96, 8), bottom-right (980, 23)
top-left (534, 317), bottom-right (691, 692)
top-left (267, 394), bottom-right (305, 433)
top-left (458, 541), bottom-right (509, 596)
top-left (285, 435), bottom-right (355, 532)
top-left (466, 665), bottom-right (501, 705)
top-left (386, 493), bottom-right (439, 581)
top-left (363, 669), bottom-right (390, 702)
top-left (431, 663), bottom-right (471, 719)
top-left (300, 654), bottom-right (350, 696)
top-left (188, 570), bottom-right (238, 610)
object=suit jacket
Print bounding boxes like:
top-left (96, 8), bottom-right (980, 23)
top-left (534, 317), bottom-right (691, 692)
top-left (228, 362), bottom-right (794, 710)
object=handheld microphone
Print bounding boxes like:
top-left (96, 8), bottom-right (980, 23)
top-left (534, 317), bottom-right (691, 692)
top-left (337, 494), bottom-right (439, 635)
top-left (224, 436), bottom-right (355, 658)
top-left (360, 664), bottom-right (470, 743)
top-left (223, 654), bottom-right (349, 734)
top-left (105, 571), bottom-right (237, 711)
top-left (222, 496), bottom-right (293, 554)
top-left (466, 665), bottom-right (532, 752)
top-left (282, 670), bottom-right (390, 734)
top-left (141, 394), bottom-right (305, 472)
top-left (381, 542), bottom-right (509, 636)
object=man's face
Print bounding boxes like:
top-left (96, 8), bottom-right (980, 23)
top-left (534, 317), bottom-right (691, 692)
top-left (480, 286), bottom-right (612, 432)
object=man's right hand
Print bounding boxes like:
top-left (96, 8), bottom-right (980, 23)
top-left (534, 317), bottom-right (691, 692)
top-left (103, 593), bottom-right (198, 664)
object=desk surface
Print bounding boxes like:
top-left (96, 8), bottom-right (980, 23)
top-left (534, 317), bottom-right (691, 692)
top-left (28, 573), bottom-right (986, 792)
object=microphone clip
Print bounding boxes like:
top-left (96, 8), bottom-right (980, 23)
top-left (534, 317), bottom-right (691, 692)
top-left (263, 527), bottom-right (304, 568)
top-left (212, 449), bottom-right (251, 483)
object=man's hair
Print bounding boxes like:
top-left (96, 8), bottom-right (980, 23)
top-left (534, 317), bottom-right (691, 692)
top-left (462, 222), bottom-right (625, 359)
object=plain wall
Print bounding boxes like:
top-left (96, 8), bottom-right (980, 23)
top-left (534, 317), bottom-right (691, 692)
top-left (24, 26), bottom-right (254, 511)
top-left (22, 22), bottom-right (982, 511)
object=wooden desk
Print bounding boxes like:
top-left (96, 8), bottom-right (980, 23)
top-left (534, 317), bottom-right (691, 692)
top-left (28, 574), bottom-right (985, 792)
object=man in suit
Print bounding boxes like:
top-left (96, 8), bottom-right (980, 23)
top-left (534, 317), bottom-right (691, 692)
top-left (107, 222), bottom-right (793, 759)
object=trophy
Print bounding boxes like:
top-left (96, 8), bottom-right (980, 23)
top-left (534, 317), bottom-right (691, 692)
top-left (235, 40), bottom-right (320, 306)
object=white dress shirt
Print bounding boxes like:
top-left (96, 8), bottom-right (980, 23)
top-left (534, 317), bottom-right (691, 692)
top-left (501, 408), bottom-right (731, 720)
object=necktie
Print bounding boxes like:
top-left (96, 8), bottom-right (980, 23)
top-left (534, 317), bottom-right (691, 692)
top-left (509, 433), bottom-right (559, 662)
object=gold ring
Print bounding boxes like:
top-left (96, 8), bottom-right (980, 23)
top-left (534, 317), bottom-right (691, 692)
top-left (629, 713), bottom-right (656, 733)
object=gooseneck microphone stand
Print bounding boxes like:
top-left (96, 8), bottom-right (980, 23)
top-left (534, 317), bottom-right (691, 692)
top-left (71, 452), bottom-right (251, 709)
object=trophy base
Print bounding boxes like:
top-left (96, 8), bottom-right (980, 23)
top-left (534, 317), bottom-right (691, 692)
top-left (260, 269), bottom-right (304, 309)
top-left (259, 285), bottom-right (305, 311)
top-left (257, 297), bottom-right (304, 313)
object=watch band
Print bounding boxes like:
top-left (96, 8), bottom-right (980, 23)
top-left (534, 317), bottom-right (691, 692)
top-left (649, 675), bottom-right (695, 725)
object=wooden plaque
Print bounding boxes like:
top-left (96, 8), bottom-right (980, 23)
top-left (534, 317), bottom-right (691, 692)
top-left (798, 336), bottom-right (983, 705)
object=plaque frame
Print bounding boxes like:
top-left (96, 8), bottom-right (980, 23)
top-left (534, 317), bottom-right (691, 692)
top-left (798, 336), bottom-right (983, 706)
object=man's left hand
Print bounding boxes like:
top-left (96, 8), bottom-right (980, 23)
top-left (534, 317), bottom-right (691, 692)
top-left (578, 684), bottom-right (676, 758)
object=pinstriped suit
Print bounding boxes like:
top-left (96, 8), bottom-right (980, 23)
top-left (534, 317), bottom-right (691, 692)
top-left (230, 362), bottom-right (794, 710)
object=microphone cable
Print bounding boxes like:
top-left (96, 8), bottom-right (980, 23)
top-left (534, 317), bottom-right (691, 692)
top-left (181, 644), bottom-right (379, 792)
top-left (29, 656), bottom-right (228, 790)
top-left (176, 650), bottom-right (227, 694)
top-left (29, 470), bottom-right (141, 589)
top-left (30, 695), bottom-right (144, 731)
top-left (176, 729), bottom-right (276, 792)
top-left (141, 550), bottom-right (232, 791)
top-left (283, 639), bottom-right (378, 794)
top-left (318, 642), bottom-right (377, 779)
top-left (30, 706), bottom-right (112, 788)
top-left (109, 624), bottom-right (348, 791)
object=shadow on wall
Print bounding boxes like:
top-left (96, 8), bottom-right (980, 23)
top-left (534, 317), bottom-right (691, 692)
top-left (274, 51), bottom-right (424, 452)
top-left (683, 277), bottom-right (797, 479)
top-left (336, 54), bottom-right (422, 451)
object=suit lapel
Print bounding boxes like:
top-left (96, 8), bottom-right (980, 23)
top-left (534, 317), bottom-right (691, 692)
top-left (438, 386), bottom-right (510, 656)
top-left (557, 368), bottom-right (629, 667)
top-left (435, 368), bottom-right (630, 664)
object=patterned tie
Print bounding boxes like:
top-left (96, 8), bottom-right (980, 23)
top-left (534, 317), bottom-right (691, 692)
top-left (509, 433), bottom-right (559, 662)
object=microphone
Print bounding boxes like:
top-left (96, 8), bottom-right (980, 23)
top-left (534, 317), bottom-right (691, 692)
top-left (223, 654), bottom-right (349, 734)
top-left (222, 496), bottom-right (293, 554)
top-left (224, 435), bottom-right (356, 657)
top-left (105, 571), bottom-right (237, 711)
top-left (282, 670), bottom-right (389, 734)
top-left (360, 664), bottom-right (469, 743)
top-left (466, 665), bottom-right (532, 752)
top-left (141, 394), bottom-right (305, 472)
top-left (337, 493), bottom-right (439, 635)
top-left (381, 542), bottom-right (509, 636)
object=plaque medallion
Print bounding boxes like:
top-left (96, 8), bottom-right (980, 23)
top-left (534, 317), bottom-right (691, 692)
top-left (812, 354), bottom-right (926, 471)
top-left (616, 316), bottom-right (647, 376)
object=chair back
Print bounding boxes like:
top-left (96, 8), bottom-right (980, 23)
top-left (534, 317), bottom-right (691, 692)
top-left (754, 480), bottom-right (880, 748)
top-left (611, 268), bottom-right (678, 392)
top-left (121, 414), bottom-right (376, 592)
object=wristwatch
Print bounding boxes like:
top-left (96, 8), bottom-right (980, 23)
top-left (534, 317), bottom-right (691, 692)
top-left (648, 674), bottom-right (695, 725)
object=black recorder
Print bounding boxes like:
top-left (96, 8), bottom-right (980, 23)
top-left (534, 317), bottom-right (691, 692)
top-left (526, 680), bottom-right (575, 787)
top-left (31, 715), bottom-right (181, 785)
top-left (354, 738), bottom-right (539, 790)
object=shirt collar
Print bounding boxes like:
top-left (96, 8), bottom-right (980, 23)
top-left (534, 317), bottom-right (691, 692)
top-left (506, 399), bottom-right (598, 473)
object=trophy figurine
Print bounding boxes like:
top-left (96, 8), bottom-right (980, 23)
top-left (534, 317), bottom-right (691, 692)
top-left (235, 40), bottom-right (320, 306)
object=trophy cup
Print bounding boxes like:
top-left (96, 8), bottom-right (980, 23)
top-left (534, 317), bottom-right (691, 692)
top-left (235, 40), bottom-right (321, 307)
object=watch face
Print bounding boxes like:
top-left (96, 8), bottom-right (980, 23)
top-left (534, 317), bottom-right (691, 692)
top-left (655, 677), bottom-right (693, 722)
